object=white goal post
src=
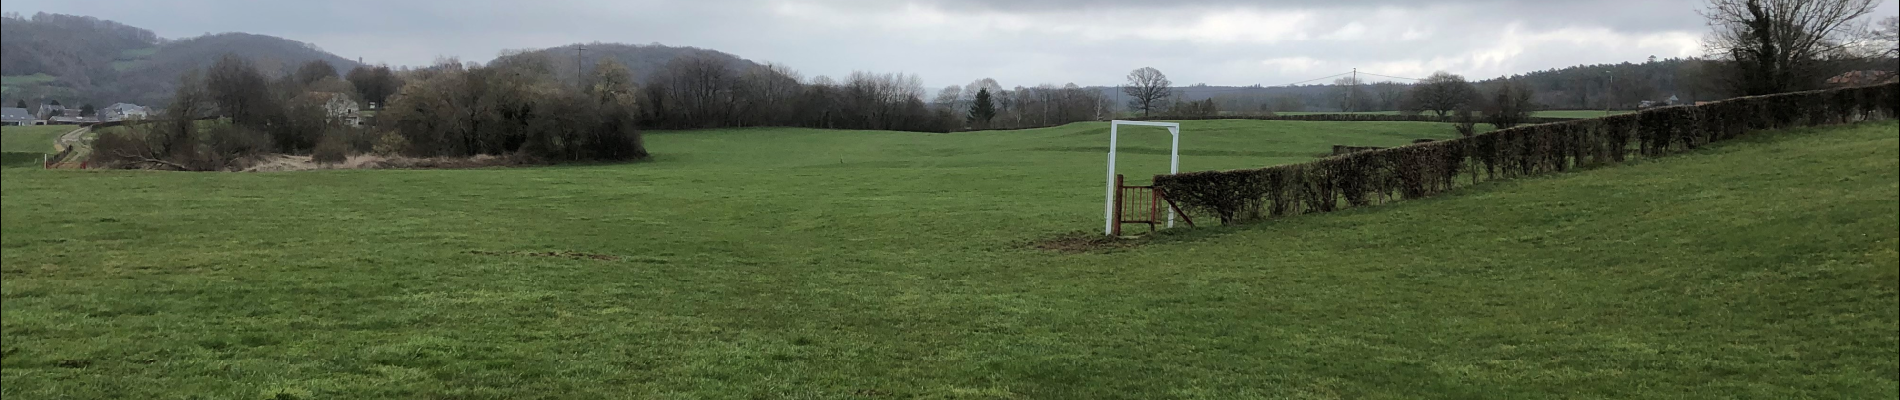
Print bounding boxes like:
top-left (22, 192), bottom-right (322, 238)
top-left (1104, 120), bottom-right (1181, 235)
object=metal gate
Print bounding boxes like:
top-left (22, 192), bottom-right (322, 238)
top-left (1111, 174), bottom-right (1194, 236)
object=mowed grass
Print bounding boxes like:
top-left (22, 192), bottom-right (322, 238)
top-left (2, 120), bottom-right (1895, 399)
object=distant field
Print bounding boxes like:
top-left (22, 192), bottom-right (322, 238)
top-left (2, 120), bottom-right (1893, 398)
top-left (1, 125), bottom-right (71, 154)
top-left (1, 125), bottom-right (71, 168)
top-left (0, 74), bottom-right (58, 86)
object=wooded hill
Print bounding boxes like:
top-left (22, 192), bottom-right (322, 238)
top-left (1, 13), bottom-right (754, 108)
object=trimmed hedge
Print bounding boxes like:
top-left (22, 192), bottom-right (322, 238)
top-left (1128, 114), bottom-right (1583, 125)
top-left (1155, 83), bottom-right (1899, 225)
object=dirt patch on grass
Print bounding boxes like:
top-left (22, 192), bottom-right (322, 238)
top-left (1032, 231), bottom-right (1147, 253)
top-left (469, 250), bottom-right (622, 261)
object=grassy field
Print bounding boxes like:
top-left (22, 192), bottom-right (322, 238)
top-left (2, 125), bottom-right (72, 154)
top-left (2, 119), bottom-right (1894, 399)
top-left (1, 73), bottom-right (58, 87)
top-left (2, 125), bottom-right (72, 167)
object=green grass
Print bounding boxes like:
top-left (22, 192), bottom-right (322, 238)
top-left (2, 125), bottom-right (71, 154)
top-left (0, 74), bottom-right (58, 86)
top-left (2, 119), bottom-right (1894, 399)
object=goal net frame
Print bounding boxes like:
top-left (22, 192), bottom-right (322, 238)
top-left (1104, 120), bottom-right (1181, 235)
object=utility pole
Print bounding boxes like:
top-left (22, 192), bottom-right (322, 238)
top-left (1351, 68), bottom-right (1358, 113)
top-left (1603, 70), bottom-right (1612, 117)
top-left (576, 45), bottom-right (587, 89)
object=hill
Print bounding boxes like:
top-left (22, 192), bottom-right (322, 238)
top-left (2, 119), bottom-right (1893, 397)
top-left (491, 42), bottom-right (761, 85)
top-left (105, 33), bottom-right (360, 106)
top-left (0, 12), bottom-right (159, 82)
top-left (1, 13), bottom-right (359, 107)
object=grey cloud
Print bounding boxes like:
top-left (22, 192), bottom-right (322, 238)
top-left (3, 0), bottom-right (1891, 90)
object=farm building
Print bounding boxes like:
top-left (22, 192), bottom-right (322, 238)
top-left (1, 107), bottom-right (36, 126)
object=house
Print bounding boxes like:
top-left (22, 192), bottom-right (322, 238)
top-left (35, 104), bottom-right (67, 119)
top-left (301, 92), bottom-right (362, 126)
top-left (1666, 95), bottom-right (1680, 106)
top-left (1826, 70), bottom-right (1899, 87)
top-left (1, 107), bottom-right (35, 126)
top-left (102, 103), bottom-right (149, 121)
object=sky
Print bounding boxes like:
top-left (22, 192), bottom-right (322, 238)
top-left (5, 0), bottom-right (1895, 89)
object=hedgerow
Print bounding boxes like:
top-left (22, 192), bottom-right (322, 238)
top-left (1155, 82), bottom-right (1898, 225)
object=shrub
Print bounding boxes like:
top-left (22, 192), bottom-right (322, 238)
top-left (312, 132), bottom-right (350, 164)
top-left (1155, 82), bottom-right (1898, 227)
top-left (371, 131), bottom-right (409, 156)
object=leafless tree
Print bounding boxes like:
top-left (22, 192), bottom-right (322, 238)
top-left (933, 85), bottom-right (963, 111)
top-left (1372, 81), bottom-right (1406, 111)
top-left (1405, 72), bottom-right (1479, 117)
top-left (644, 55), bottom-right (736, 128)
top-left (1484, 78), bottom-right (1538, 129)
top-left (1330, 76), bottom-right (1373, 112)
top-left (733, 63), bottom-right (801, 126)
top-left (1702, 0), bottom-right (1881, 95)
top-left (1122, 67), bottom-right (1173, 117)
top-left (205, 54), bottom-right (278, 127)
top-left (346, 65), bottom-right (403, 108)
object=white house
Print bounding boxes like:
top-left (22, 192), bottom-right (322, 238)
top-left (301, 92), bottom-right (363, 126)
top-left (102, 103), bottom-right (150, 121)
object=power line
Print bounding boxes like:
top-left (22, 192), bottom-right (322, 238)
top-left (1358, 71), bottom-right (1426, 81)
top-left (1269, 72), bottom-right (1360, 88)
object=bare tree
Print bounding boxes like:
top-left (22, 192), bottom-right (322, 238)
top-left (1405, 72), bottom-right (1479, 117)
top-left (1485, 78), bottom-right (1538, 129)
top-left (644, 55), bottom-right (737, 128)
top-left (345, 65), bottom-right (402, 108)
top-left (1330, 76), bottom-right (1372, 112)
top-left (933, 85), bottom-right (963, 111)
top-left (1702, 0), bottom-right (1881, 95)
top-left (1122, 67), bottom-right (1173, 117)
top-left (205, 54), bottom-right (277, 127)
top-left (1372, 81), bottom-right (1406, 111)
top-left (1874, 16), bottom-right (1899, 60)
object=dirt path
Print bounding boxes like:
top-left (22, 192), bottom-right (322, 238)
top-left (53, 126), bottom-right (89, 152)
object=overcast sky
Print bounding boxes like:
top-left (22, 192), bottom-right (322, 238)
top-left (5, 0), bottom-right (1895, 89)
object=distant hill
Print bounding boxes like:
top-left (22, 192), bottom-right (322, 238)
top-left (0, 12), bottom-right (159, 82)
top-left (492, 42), bottom-right (760, 85)
top-left (2, 13), bottom-right (359, 107)
top-left (108, 33), bottom-right (360, 105)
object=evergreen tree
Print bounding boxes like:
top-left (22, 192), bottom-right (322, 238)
top-left (968, 88), bottom-right (996, 127)
top-left (13, 99), bottom-right (24, 109)
top-left (80, 104), bottom-right (96, 117)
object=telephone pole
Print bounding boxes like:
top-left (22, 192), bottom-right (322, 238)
top-left (1349, 68), bottom-right (1359, 113)
top-left (576, 45), bottom-right (587, 88)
